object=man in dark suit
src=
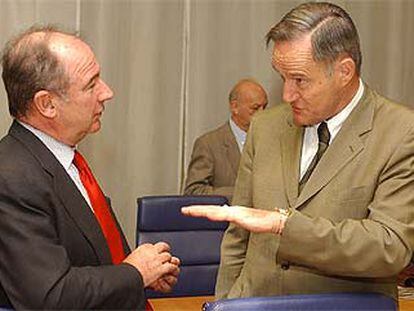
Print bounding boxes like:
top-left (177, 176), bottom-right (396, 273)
top-left (184, 79), bottom-right (267, 201)
top-left (183, 2), bottom-right (414, 300)
top-left (0, 26), bottom-right (179, 309)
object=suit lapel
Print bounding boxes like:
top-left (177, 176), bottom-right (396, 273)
top-left (280, 115), bottom-right (303, 208)
top-left (295, 87), bottom-right (374, 208)
top-left (224, 122), bottom-right (241, 175)
top-left (9, 121), bottom-right (112, 263)
top-left (53, 168), bottom-right (113, 263)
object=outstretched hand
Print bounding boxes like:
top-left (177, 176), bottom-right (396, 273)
top-left (181, 205), bottom-right (279, 233)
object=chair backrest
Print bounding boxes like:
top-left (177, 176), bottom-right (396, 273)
top-left (202, 293), bottom-right (397, 311)
top-left (136, 195), bottom-right (228, 298)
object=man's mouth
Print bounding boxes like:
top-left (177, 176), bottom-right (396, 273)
top-left (291, 105), bottom-right (302, 114)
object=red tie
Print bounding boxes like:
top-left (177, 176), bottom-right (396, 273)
top-left (73, 151), bottom-right (125, 264)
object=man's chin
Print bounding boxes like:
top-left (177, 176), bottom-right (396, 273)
top-left (88, 121), bottom-right (102, 134)
top-left (292, 114), bottom-right (319, 127)
top-left (292, 115), bottom-right (308, 127)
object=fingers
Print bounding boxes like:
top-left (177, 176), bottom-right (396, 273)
top-left (154, 241), bottom-right (171, 253)
top-left (181, 205), bottom-right (220, 215)
top-left (152, 242), bottom-right (173, 264)
top-left (159, 260), bottom-right (180, 277)
top-left (145, 254), bottom-right (180, 292)
top-left (182, 204), bottom-right (280, 233)
top-left (158, 251), bottom-right (172, 264)
top-left (151, 279), bottom-right (171, 293)
top-left (181, 205), bottom-right (230, 221)
top-left (162, 274), bottom-right (178, 287)
top-left (170, 256), bottom-right (180, 267)
top-left (150, 274), bottom-right (178, 293)
top-left (181, 205), bottom-right (203, 216)
top-left (146, 261), bottom-right (179, 292)
top-left (123, 242), bottom-right (179, 287)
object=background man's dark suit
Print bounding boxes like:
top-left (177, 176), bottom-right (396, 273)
top-left (0, 121), bottom-right (144, 309)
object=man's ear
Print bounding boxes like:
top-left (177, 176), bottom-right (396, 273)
top-left (337, 56), bottom-right (356, 86)
top-left (32, 90), bottom-right (57, 119)
top-left (230, 100), bottom-right (239, 116)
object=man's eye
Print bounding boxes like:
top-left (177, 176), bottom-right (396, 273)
top-left (295, 78), bottom-right (307, 87)
top-left (86, 78), bottom-right (99, 91)
top-left (87, 83), bottom-right (96, 90)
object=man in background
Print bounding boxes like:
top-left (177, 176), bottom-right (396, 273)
top-left (184, 79), bottom-right (267, 201)
top-left (0, 26), bottom-right (179, 309)
top-left (183, 2), bottom-right (414, 300)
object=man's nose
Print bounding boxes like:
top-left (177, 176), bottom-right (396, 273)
top-left (99, 80), bottom-right (114, 102)
top-left (282, 80), bottom-right (300, 103)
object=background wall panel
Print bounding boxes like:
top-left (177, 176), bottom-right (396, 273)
top-left (79, 0), bottom-right (184, 244)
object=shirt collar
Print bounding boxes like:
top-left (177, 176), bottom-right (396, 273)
top-left (229, 117), bottom-right (246, 152)
top-left (308, 78), bottom-right (365, 141)
top-left (326, 78), bottom-right (364, 137)
top-left (18, 121), bottom-right (76, 170)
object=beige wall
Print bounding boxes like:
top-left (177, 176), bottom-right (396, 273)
top-left (0, 0), bottom-right (413, 246)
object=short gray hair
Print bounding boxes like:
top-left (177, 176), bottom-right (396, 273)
top-left (266, 2), bottom-right (362, 75)
top-left (1, 25), bottom-right (75, 118)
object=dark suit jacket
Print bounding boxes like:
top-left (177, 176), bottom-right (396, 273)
top-left (184, 122), bottom-right (241, 201)
top-left (216, 86), bottom-right (414, 300)
top-left (0, 121), bottom-right (145, 310)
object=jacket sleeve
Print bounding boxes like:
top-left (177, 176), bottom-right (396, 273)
top-left (184, 137), bottom-right (233, 200)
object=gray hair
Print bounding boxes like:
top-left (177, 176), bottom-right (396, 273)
top-left (266, 2), bottom-right (362, 75)
top-left (1, 25), bottom-right (75, 118)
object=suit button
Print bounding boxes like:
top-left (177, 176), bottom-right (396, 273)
top-left (281, 262), bottom-right (290, 270)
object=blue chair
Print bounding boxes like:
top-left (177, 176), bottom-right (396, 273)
top-left (202, 293), bottom-right (397, 310)
top-left (136, 195), bottom-right (228, 298)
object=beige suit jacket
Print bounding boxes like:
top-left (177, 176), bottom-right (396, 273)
top-left (216, 86), bottom-right (414, 300)
top-left (184, 122), bottom-right (241, 201)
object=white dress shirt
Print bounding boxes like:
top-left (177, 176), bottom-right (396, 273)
top-left (300, 79), bottom-right (365, 180)
top-left (18, 121), bottom-right (92, 208)
top-left (229, 117), bottom-right (247, 152)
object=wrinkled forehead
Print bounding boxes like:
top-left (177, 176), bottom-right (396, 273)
top-left (48, 33), bottom-right (99, 79)
top-left (271, 37), bottom-right (315, 71)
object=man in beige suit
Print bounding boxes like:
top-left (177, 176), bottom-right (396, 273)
top-left (183, 2), bottom-right (414, 300)
top-left (184, 79), bottom-right (267, 201)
